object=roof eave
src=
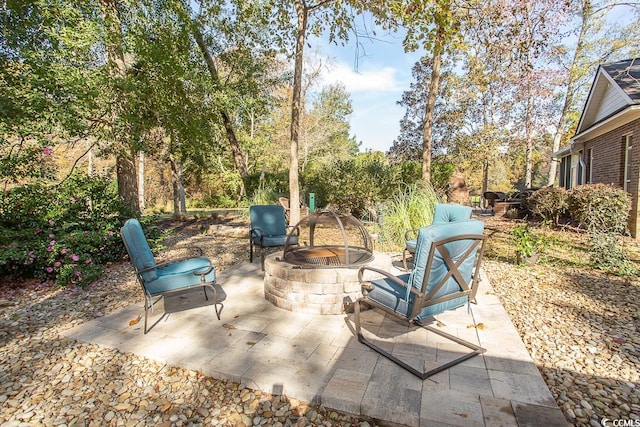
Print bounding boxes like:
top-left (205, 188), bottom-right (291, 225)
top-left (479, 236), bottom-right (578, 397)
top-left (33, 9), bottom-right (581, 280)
top-left (572, 105), bottom-right (640, 143)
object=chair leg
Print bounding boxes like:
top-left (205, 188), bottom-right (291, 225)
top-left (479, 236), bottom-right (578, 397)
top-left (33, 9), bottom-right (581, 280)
top-left (143, 295), bottom-right (150, 334)
top-left (354, 298), bottom-right (485, 380)
top-left (402, 249), bottom-right (412, 271)
top-left (203, 283), bottom-right (221, 320)
top-left (250, 240), bottom-right (254, 262)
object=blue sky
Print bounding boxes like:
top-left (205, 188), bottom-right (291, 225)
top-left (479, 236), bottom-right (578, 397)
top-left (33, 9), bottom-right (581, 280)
top-left (311, 27), bottom-right (422, 153)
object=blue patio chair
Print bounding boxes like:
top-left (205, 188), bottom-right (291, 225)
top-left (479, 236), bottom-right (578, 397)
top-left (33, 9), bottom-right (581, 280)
top-left (403, 204), bottom-right (472, 271)
top-left (355, 219), bottom-right (487, 379)
top-left (121, 219), bottom-right (219, 334)
top-left (249, 205), bottom-right (298, 269)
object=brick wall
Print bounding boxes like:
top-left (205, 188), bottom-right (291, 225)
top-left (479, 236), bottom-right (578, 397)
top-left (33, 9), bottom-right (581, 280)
top-left (584, 118), bottom-right (640, 238)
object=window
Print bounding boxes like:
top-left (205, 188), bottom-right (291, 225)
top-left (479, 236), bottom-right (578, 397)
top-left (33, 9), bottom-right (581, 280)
top-left (623, 135), bottom-right (633, 193)
top-left (559, 156), bottom-right (571, 188)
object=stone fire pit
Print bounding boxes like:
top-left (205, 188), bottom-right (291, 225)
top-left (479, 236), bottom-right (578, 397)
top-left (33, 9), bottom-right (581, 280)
top-left (263, 251), bottom-right (392, 314)
top-left (263, 209), bottom-right (391, 314)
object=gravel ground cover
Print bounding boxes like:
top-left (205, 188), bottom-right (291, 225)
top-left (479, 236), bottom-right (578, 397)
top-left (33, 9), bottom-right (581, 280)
top-left (483, 217), bottom-right (640, 427)
top-left (0, 213), bottom-right (638, 427)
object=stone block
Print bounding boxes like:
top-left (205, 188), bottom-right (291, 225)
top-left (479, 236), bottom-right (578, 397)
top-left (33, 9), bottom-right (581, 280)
top-left (304, 268), bottom-right (339, 284)
top-left (322, 282), bottom-right (344, 294)
top-left (480, 396), bottom-right (518, 427)
top-left (292, 280), bottom-right (323, 294)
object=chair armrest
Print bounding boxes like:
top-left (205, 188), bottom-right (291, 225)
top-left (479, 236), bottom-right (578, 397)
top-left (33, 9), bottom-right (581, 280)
top-left (250, 227), bottom-right (264, 242)
top-left (192, 265), bottom-right (215, 282)
top-left (358, 266), bottom-right (410, 291)
top-left (137, 256), bottom-right (213, 274)
top-left (404, 228), bottom-right (419, 241)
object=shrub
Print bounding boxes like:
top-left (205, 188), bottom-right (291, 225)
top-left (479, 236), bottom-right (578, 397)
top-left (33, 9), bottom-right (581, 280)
top-left (567, 183), bottom-right (634, 275)
top-left (511, 224), bottom-right (544, 263)
top-left (527, 187), bottom-right (569, 226)
top-left (567, 183), bottom-right (631, 234)
top-left (0, 173), bottom-right (133, 286)
top-left (306, 153), bottom-right (400, 218)
top-left (589, 232), bottom-right (638, 276)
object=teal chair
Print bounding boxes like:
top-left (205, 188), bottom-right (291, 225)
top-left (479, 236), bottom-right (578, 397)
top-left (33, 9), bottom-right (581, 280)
top-left (403, 204), bottom-right (473, 270)
top-left (249, 205), bottom-right (298, 269)
top-left (121, 219), bottom-right (219, 333)
top-left (355, 219), bottom-right (487, 379)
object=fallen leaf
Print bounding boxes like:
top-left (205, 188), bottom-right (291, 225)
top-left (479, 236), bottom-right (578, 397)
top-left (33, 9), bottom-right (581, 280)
top-left (129, 315), bottom-right (141, 326)
top-left (466, 323), bottom-right (486, 330)
top-left (223, 323), bottom-right (236, 330)
top-left (436, 321), bottom-right (444, 327)
top-left (160, 403), bottom-right (172, 413)
top-left (455, 413), bottom-right (468, 418)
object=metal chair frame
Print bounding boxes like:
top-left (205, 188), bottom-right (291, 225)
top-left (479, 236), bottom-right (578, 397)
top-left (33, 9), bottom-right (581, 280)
top-left (354, 233), bottom-right (487, 379)
top-left (121, 220), bottom-right (220, 334)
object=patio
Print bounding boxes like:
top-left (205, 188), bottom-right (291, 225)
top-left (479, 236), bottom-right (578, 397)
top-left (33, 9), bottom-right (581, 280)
top-left (62, 259), bottom-right (569, 426)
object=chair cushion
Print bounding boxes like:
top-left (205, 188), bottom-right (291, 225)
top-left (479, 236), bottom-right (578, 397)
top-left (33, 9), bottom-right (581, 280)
top-left (250, 205), bottom-right (287, 236)
top-left (432, 204), bottom-right (472, 224)
top-left (409, 220), bottom-right (484, 319)
top-left (366, 273), bottom-right (413, 316)
top-left (145, 257), bottom-right (215, 295)
top-left (121, 219), bottom-right (158, 282)
top-left (405, 239), bottom-right (417, 253)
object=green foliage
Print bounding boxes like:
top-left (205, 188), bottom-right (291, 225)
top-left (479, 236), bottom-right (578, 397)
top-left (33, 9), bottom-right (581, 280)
top-left (306, 152), bottom-right (400, 218)
top-left (511, 224), bottom-right (542, 259)
top-left (567, 184), bottom-right (631, 234)
top-left (589, 232), bottom-right (639, 276)
top-left (567, 184), bottom-right (634, 274)
top-left (431, 161), bottom-right (455, 196)
top-left (527, 187), bottom-right (569, 226)
top-left (379, 182), bottom-right (441, 248)
top-left (247, 184), bottom-right (278, 207)
top-left (245, 172), bottom-right (289, 202)
top-left (1, 1), bottom-right (102, 185)
top-left (0, 173), bottom-right (132, 286)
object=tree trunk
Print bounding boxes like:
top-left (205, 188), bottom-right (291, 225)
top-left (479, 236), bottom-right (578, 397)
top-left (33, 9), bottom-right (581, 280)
top-left (117, 151), bottom-right (139, 215)
top-left (547, 0), bottom-right (590, 186)
top-left (178, 159), bottom-right (186, 214)
top-left (169, 153), bottom-right (182, 218)
top-left (421, 25), bottom-right (445, 184)
top-left (100, 0), bottom-right (139, 216)
top-left (482, 158), bottom-right (489, 204)
top-left (87, 141), bottom-right (94, 177)
top-left (523, 0), bottom-right (534, 189)
top-left (191, 22), bottom-right (247, 197)
top-left (289, 0), bottom-right (307, 225)
top-left (524, 93), bottom-right (534, 189)
top-left (138, 151), bottom-right (145, 211)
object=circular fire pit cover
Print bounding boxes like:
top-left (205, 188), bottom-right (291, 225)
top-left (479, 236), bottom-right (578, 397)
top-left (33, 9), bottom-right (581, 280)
top-left (283, 209), bottom-right (373, 268)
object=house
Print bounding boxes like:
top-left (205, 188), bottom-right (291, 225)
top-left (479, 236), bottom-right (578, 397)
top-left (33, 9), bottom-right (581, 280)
top-left (553, 58), bottom-right (640, 238)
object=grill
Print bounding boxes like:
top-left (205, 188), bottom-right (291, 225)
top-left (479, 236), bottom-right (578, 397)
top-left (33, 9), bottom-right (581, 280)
top-left (283, 210), bottom-right (373, 268)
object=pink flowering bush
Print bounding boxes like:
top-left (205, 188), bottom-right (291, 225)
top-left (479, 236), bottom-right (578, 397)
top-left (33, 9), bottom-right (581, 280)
top-left (0, 172), bottom-right (150, 286)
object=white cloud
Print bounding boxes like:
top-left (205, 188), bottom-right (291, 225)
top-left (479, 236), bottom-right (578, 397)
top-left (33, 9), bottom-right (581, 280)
top-left (321, 62), bottom-right (401, 93)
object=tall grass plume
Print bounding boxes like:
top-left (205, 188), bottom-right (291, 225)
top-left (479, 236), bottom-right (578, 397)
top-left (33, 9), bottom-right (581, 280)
top-left (380, 182), bottom-right (440, 248)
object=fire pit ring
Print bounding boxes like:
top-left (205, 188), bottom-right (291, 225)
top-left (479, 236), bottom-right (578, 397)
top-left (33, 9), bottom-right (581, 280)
top-left (282, 209), bottom-right (373, 267)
